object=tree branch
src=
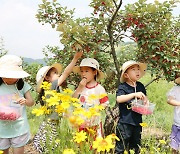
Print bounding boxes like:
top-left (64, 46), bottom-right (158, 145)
top-left (107, 0), bottom-right (123, 85)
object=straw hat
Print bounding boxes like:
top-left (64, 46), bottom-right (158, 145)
top-left (36, 63), bottom-right (62, 93)
top-left (0, 55), bottom-right (30, 79)
top-left (175, 77), bottom-right (180, 84)
top-left (120, 60), bottom-right (147, 83)
top-left (73, 58), bottom-right (104, 80)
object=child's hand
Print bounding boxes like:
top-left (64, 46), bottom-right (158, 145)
top-left (17, 97), bottom-right (27, 105)
top-left (79, 78), bottom-right (87, 87)
top-left (74, 51), bottom-right (83, 60)
top-left (134, 92), bottom-right (146, 100)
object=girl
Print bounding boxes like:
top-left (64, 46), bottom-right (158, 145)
top-left (0, 55), bottom-right (34, 154)
top-left (167, 76), bottom-right (180, 154)
top-left (73, 58), bottom-right (109, 137)
top-left (33, 51), bottom-right (82, 153)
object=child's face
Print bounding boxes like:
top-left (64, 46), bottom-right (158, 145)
top-left (45, 68), bottom-right (59, 82)
top-left (80, 66), bottom-right (97, 83)
top-left (124, 64), bottom-right (141, 82)
top-left (2, 78), bottom-right (19, 85)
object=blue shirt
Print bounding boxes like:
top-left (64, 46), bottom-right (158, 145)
top-left (0, 82), bottom-right (31, 138)
top-left (116, 81), bottom-right (146, 126)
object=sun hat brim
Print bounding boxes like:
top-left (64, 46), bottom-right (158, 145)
top-left (0, 67), bottom-right (30, 79)
top-left (36, 63), bottom-right (62, 93)
top-left (175, 77), bottom-right (180, 84)
top-left (73, 66), bottom-right (105, 80)
top-left (120, 61), bottom-right (147, 83)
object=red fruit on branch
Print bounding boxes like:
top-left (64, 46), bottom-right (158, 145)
top-left (160, 46), bottom-right (164, 51)
top-left (101, 1), bottom-right (106, 5)
top-left (138, 23), bottom-right (145, 28)
top-left (133, 20), bottom-right (139, 25)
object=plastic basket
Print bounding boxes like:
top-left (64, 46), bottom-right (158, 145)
top-left (0, 106), bottom-right (22, 121)
top-left (131, 99), bottom-right (155, 115)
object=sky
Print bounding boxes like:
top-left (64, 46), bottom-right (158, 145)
top-left (0, 0), bottom-right (179, 59)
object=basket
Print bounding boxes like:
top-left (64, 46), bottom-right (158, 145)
top-left (0, 106), bottom-right (22, 121)
top-left (131, 99), bottom-right (155, 115)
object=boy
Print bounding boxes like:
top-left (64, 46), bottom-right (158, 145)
top-left (115, 60), bottom-right (148, 154)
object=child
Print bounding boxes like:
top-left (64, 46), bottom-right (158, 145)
top-left (0, 55), bottom-right (34, 154)
top-left (115, 60), bottom-right (148, 154)
top-left (33, 51), bottom-right (82, 153)
top-left (167, 76), bottom-right (180, 154)
top-left (73, 58), bottom-right (109, 137)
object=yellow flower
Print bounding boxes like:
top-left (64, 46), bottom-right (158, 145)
top-left (73, 108), bottom-right (85, 115)
top-left (139, 122), bottom-right (148, 127)
top-left (0, 150), bottom-right (3, 154)
top-left (63, 88), bottom-right (73, 94)
top-left (106, 134), bottom-right (120, 141)
top-left (93, 137), bottom-right (114, 152)
top-left (40, 81), bottom-right (52, 90)
top-left (60, 95), bottom-right (71, 102)
top-left (72, 102), bottom-right (81, 108)
top-left (140, 148), bottom-right (146, 153)
top-left (94, 104), bottom-right (105, 110)
top-left (75, 117), bottom-right (84, 125)
top-left (71, 97), bottom-right (79, 103)
top-left (73, 131), bottom-right (87, 143)
top-left (63, 149), bottom-right (76, 154)
top-left (89, 108), bottom-right (100, 116)
top-left (129, 149), bottom-right (135, 154)
top-left (99, 93), bottom-right (107, 99)
top-left (124, 150), bottom-right (128, 154)
top-left (86, 128), bottom-right (96, 135)
top-left (46, 96), bottom-right (59, 106)
top-left (61, 102), bottom-right (70, 109)
top-left (55, 104), bottom-right (65, 114)
top-left (159, 139), bottom-right (166, 144)
top-left (32, 108), bottom-right (44, 116)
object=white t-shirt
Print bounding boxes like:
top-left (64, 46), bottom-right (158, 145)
top-left (167, 85), bottom-right (180, 126)
top-left (79, 83), bottom-right (109, 126)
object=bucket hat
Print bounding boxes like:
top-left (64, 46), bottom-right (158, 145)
top-left (0, 55), bottom-right (30, 79)
top-left (120, 60), bottom-right (147, 83)
top-left (36, 63), bottom-right (62, 93)
top-left (73, 58), bottom-right (104, 80)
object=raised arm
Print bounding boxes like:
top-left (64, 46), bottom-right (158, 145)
top-left (58, 51), bottom-right (83, 86)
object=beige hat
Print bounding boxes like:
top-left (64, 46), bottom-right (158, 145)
top-left (73, 58), bottom-right (104, 80)
top-left (175, 77), bottom-right (180, 84)
top-left (0, 55), bottom-right (30, 79)
top-left (36, 63), bottom-right (62, 93)
top-left (120, 60), bottom-right (147, 83)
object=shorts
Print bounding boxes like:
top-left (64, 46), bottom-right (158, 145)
top-left (0, 132), bottom-right (30, 150)
top-left (170, 124), bottom-right (180, 150)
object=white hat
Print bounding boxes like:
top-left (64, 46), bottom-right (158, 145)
top-left (0, 55), bottom-right (30, 79)
top-left (73, 58), bottom-right (104, 80)
top-left (120, 60), bottom-right (147, 83)
top-left (175, 77), bottom-right (180, 84)
top-left (36, 63), bottom-right (62, 93)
